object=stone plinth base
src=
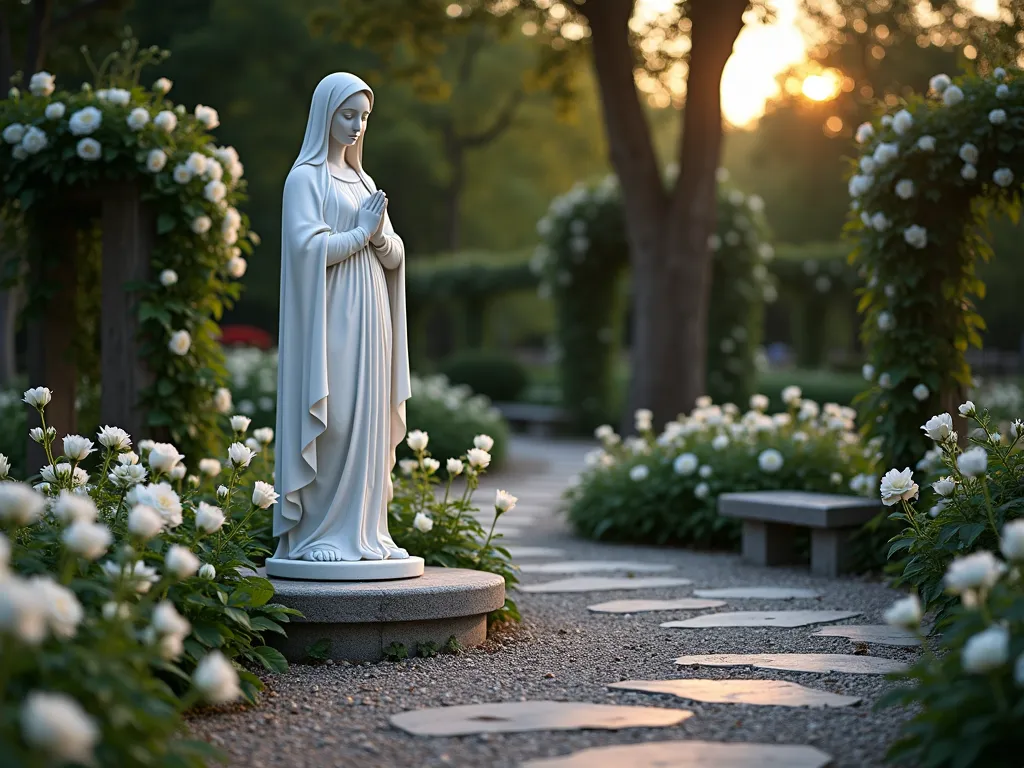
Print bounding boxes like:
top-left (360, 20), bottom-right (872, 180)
top-left (263, 566), bottom-right (505, 662)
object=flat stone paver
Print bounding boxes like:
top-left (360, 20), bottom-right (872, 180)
top-left (813, 625), bottom-right (920, 647)
top-left (675, 653), bottom-right (907, 674)
top-left (389, 700), bottom-right (692, 736)
top-left (609, 678), bottom-right (861, 707)
top-left (693, 587), bottom-right (821, 600)
top-left (504, 546), bottom-right (567, 559)
top-left (519, 561), bottom-right (676, 575)
top-left (661, 611), bottom-right (859, 629)
top-left (588, 598), bottom-right (726, 614)
top-left (519, 577), bottom-right (693, 594)
top-left (521, 741), bottom-right (834, 767)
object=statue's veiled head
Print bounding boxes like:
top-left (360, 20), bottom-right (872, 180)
top-left (292, 73), bottom-right (375, 173)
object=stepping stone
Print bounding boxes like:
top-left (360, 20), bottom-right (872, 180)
top-left (609, 678), bottom-right (861, 708)
top-left (504, 546), bottom-right (566, 559)
top-left (519, 577), bottom-right (692, 594)
top-left (674, 653), bottom-right (906, 674)
top-left (519, 561), bottom-right (676, 575)
top-left (522, 740), bottom-right (833, 767)
top-left (662, 610), bottom-right (859, 629)
top-left (588, 598), bottom-right (726, 614)
top-left (389, 700), bottom-right (691, 736)
top-left (813, 624), bottom-right (920, 647)
top-left (693, 586), bottom-right (821, 600)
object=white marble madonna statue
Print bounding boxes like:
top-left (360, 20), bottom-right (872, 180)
top-left (269, 72), bottom-right (423, 580)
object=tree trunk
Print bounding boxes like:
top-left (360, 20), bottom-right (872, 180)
top-left (445, 152), bottom-right (464, 252)
top-left (585, 0), bottom-right (746, 431)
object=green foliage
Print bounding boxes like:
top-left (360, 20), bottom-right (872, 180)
top-left (0, 47), bottom-right (252, 461)
top-left (535, 171), bottom-right (775, 431)
top-left (887, 403), bottom-right (1024, 614)
top-left (879, 549), bottom-right (1024, 765)
top-left (388, 436), bottom-right (520, 624)
top-left (1, 397), bottom-right (295, 766)
top-left (568, 392), bottom-right (878, 549)
top-left (444, 634), bottom-right (463, 654)
top-left (383, 642), bottom-right (408, 661)
top-left (847, 68), bottom-right (1024, 469)
top-left (302, 638), bottom-right (332, 664)
top-left (440, 349), bottom-right (528, 403)
top-left (757, 368), bottom-right (867, 409)
top-left (399, 373), bottom-right (510, 472)
top-left (417, 640), bottom-right (440, 658)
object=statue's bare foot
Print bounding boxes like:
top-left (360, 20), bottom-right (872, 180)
top-left (387, 547), bottom-right (409, 560)
top-left (359, 548), bottom-right (385, 561)
top-left (306, 547), bottom-right (343, 562)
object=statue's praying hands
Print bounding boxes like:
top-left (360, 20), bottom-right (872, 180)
top-left (357, 189), bottom-right (388, 246)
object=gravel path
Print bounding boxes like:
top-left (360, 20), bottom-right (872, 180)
top-left (188, 436), bottom-right (913, 767)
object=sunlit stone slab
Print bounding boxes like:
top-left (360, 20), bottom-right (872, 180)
top-left (692, 587), bottom-right (821, 600)
top-left (519, 577), bottom-right (693, 594)
top-left (661, 611), bottom-right (859, 629)
top-left (522, 740), bottom-right (833, 768)
top-left (520, 561), bottom-right (676, 575)
top-left (609, 678), bottom-right (861, 708)
top-left (588, 598), bottom-right (726, 614)
top-left (674, 653), bottom-right (907, 674)
top-left (389, 700), bottom-right (691, 736)
top-left (813, 624), bottom-right (920, 647)
top-left (504, 546), bottom-right (566, 559)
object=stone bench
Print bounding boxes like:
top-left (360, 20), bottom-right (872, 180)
top-left (493, 401), bottom-right (570, 436)
top-left (718, 491), bottom-right (881, 577)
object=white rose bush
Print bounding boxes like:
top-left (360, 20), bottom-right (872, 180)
top-left (568, 393), bottom-right (877, 549)
top-left (532, 168), bottom-right (775, 430)
top-left (0, 45), bottom-right (254, 463)
top-left (388, 429), bottom-right (519, 624)
top-left (849, 67), bottom-right (1024, 469)
top-left (0, 388), bottom-right (296, 765)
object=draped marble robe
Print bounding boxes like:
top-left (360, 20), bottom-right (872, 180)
top-left (273, 73), bottom-right (412, 562)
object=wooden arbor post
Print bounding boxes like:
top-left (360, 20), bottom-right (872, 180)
top-left (25, 183), bottom-right (154, 473)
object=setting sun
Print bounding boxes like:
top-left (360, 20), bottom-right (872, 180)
top-left (802, 71), bottom-right (842, 102)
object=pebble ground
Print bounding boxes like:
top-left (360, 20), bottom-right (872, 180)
top-left (188, 436), bottom-right (914, 767)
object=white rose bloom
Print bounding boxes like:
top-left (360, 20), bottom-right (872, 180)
top-left (2, 122), bottom-right (26, 144)
top-left (198, 458), bottom-right (222, 477)
top-left (31, 575), bottom-right (83, 638)
top-left (23, 386), bottom-right (52, 408)
top-left (62, 521), bottom-right (111, 560)
top-left (165, 545), bottom-right (201, 578)
top-left (757, 449), bottom-right (784, 473)
top-left (781, 385), bottom-right (801, 406)
top-left (193, 651), bottom-right (241, 704)
top-left (1000, 519), bottom-right (1024, 562)
top-left (495, 489), bottom-right (518, 513)
top-left (75, 137), bottom-right (101, 161)
top-left (126, 107), bottom-right (150, 131)
top-left (127, 504), bottom-right (163, 539)
top-left (959, 142), bottom-right (979, 164)
top-left (205, 158), bottom-right (223, 180)
top-left (862, 363), bottom-right (875, 381)
top-left (143, 148), bottom-right (168, 174)
top-left (466, 448), bottom-right (491, 469)
top-left (58, 434), bottom-right (93, 462)
top-left (989, 108), bottom-right (1007, 125)
top-left (830, 472), bottom-right (843, 485)
top-left (213, 387), bottom-right (233, 414)
top-left (28, 70), bottom-right (56, 96)
top-left (184, 151), bottom-right (208, 175)
top-left (109, 463), bottom-right (147, 488)
top-left (942, 84), bottom-right (964, 106)
top-left (152, 600), bottom-right (190, 638)
top-left (199, 563), bottom-right (216, 580)
top-left (230, 415), bottom-right (251, 433)
top-left (698, 464), bottom-right (713, 479)
top-left (40, 101), bottom-right (66, 121)
top-left (903, 225), bottom-right (927, 249)
top-left (912, 383), bottom-right (930, 402)
top-left (994, 168), bottom-right (1015, 188)
top-left (406, 430), bottom-right (429, 451)
top-left (929, 73), bottom-right (951, 93)
top-left (252, 481), bottom-right (279, 509)
top-left (172, 164), bottom-right (193, 184)
top-left (228, 442), bottom-right (257, 468)
top-left (932, 476), bottom-right (956, 497)
top-left (880, 114), bottom-right (893, 126)
top-left (673, 452), bottom-right (699, 475)
top-left (138, 481), bottom-right (183, 528)
top-left (847, 174), bottom-right (873, 197)
top-left (68, 106), bottom-right (102, 135)
top-left (921, 413), bottom-right (953, 441)
top-left (891, 109), bottom-right (913, 135)
top-left (153, 110), bottom-right (178, 132)
top-left (629, 464), bottom-right (649, 482)
top-left (957, 446), bottom-right (988, 477)
top-left (870, 212), bottom-right (889, 232)
top-left (0, 453), bottom-right (8, 480)
top-left (413, 511), bottom-right (433, 533)
top-left (226, 256), bottom-right (247, 278)
top-left (97, 425), bottom-right (131, 451)
top-left (216, 485), bottom-right (229, 501)
top-left (894, 179), bottom-right (915, 200)
top-left (191, 215), bottom-right (212, 235)
top-left (873, 142), bottom-right (899, 166)
top-left (0, 483), bottom-right (46, 526)
top-left (962, 625), bottom-right (1010, 673)
top-left (694, 482), bottom-right (710, 499)
top-left (421, 457), bottom-right (440, 474)
top-left (148, 442), bottom-right (184, 474)
top-left (858, 155), bottom-right (876, 174)
top-left (168, 329), bottom-right (191, 356)
top-left (749, 394), bottom-right (769, 412)
top-left (879, 467), bottom-right (919, 506)
top-left (195, 502), bottom-right (225, 534)
top-left (398, 458), bottom-right (418, 476)
top-left (20, 691), bottom-right (98, 765)
top-left (153, 77), bottom-right (173, 94)
top-left (252, 427), bottom-right (274, 445)
top-left (711, 435), bottom-right (730, 451)
top-left (156, 269), bottom-right (180, 289)
top-left (446, 458), bottom-right (464, 476)
top-left (945, 550), bottom-right (1005, 594)
top-left (194, 104), bottom-right (220, 129)
top-left (883, 594), bottom-right (921, 629)
top-left (961, 163), bottom-right (978, 181)
top-left (854, 121), bottom-right (874, 144)
top-left (204, 179), bottom-right (227, 203)
top-left (996, 83), bottom-right (1010, 99)
top-left (916, 135), bottom-right (936, 151)
top-left (634, 409), bottom-right (653, 432)
top-left (19, 126), bottom-right (47, 154)
top-left (594, 424), bottom-right (615, 441)
top-left (52, 491), bottom-right (98, 524)
top-left (959, 400), bottom-right (976, 417)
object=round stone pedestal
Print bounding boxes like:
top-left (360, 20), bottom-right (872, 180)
top-left (264, 566), bottom-right (505, 662)
top-left (265, 555), bottom-right (424, 581)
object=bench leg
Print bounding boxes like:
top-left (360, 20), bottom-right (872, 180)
top-left (742, 521), bottom-right (797, 567)
top-left (811, 529), bottom-right (856, 577)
